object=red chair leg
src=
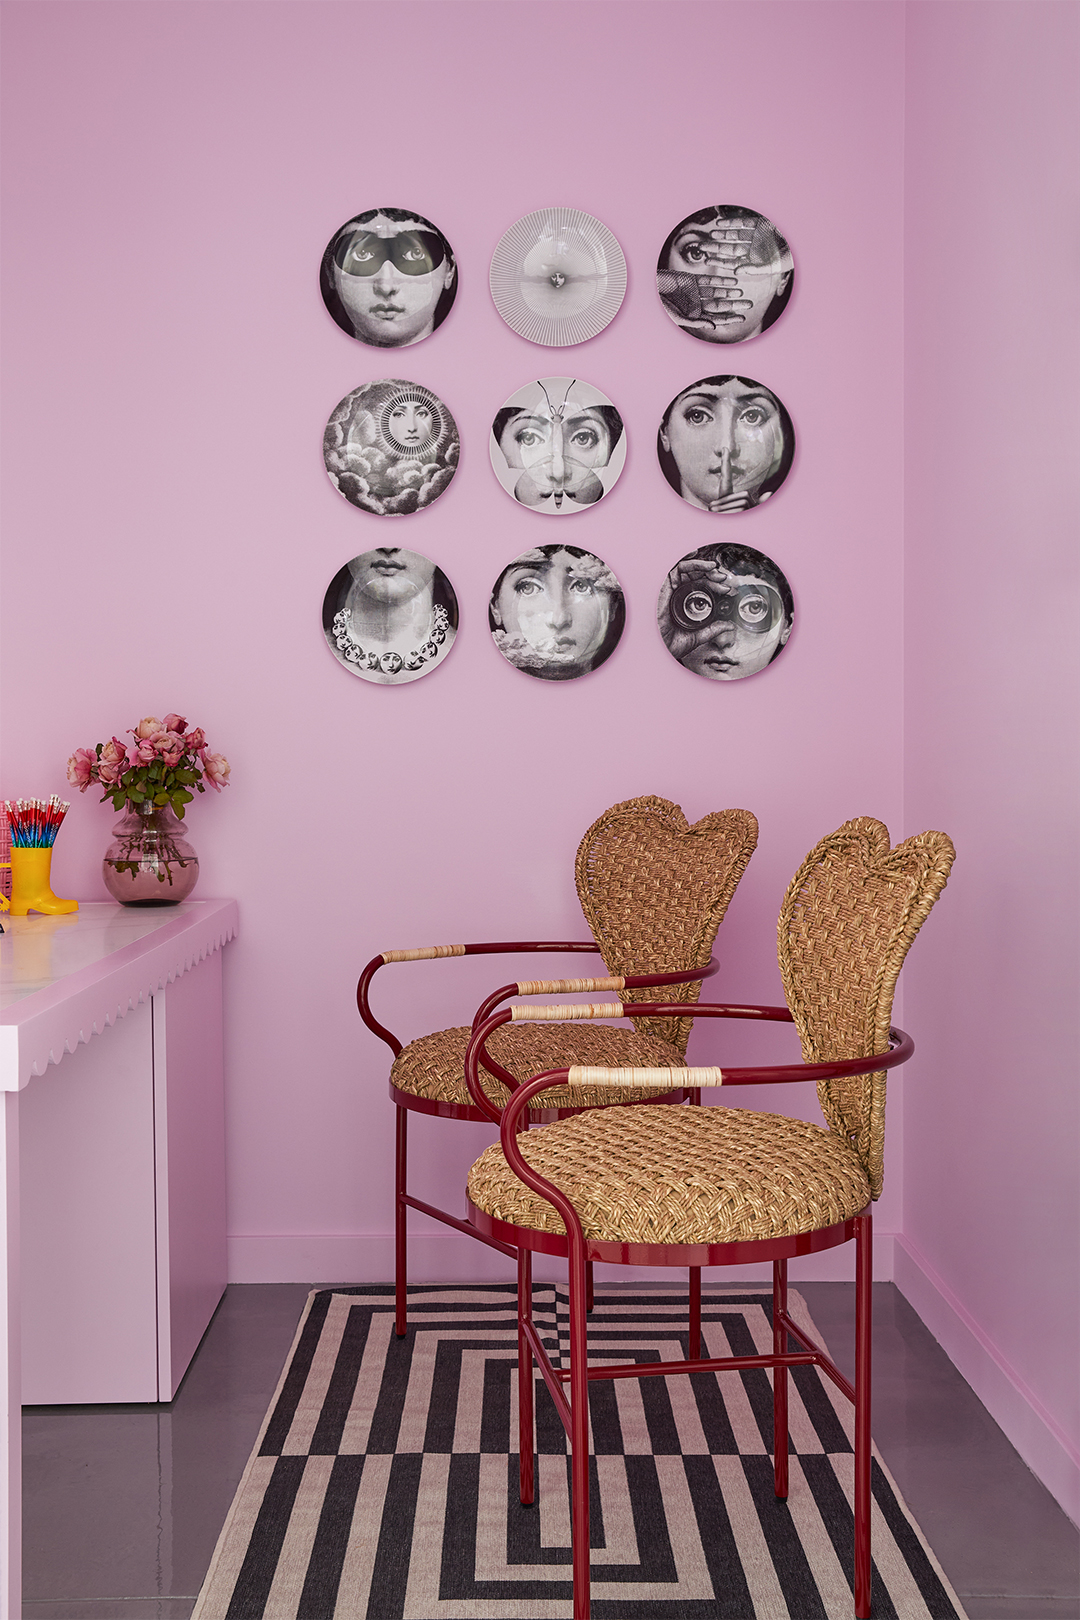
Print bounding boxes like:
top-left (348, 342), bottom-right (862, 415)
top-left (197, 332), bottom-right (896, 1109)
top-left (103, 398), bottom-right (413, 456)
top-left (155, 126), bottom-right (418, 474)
top-left (772, 1259), bottom-right (789, 1498)
top-left (854, 1211), bottom-right (873, 1618)
top-left (688, 1265), bottom-right (702, 1360)
top-left (395, 1106), bottom-right (408, 1337)
top-left (518, 1246), bottom-right (535, 1505)
top-left (568, 1240), bottom-right (592, 1620)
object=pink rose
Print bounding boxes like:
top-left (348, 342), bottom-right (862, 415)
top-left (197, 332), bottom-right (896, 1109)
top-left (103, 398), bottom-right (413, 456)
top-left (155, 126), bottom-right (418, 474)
top-left (134, 717), bottom-right (163, 740)
top-left (66, 748), bottom-right (96, 792)
top-left (184, 727), bottom-right (206, 753)
top-left (98, 737), bottom-right (129, 786)
top-left (132, 737), bottom-right (158, 764)
top-left (202, 752), bottom-right (231, 791)
top-left (157, 731), bottom-right (186, 767)
top-left (162, 714), bottom-right (188, 735)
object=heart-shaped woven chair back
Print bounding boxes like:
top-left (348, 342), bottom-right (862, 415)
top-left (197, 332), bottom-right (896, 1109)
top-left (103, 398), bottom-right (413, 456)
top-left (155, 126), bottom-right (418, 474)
top-left (574, 797), bottom-right (758, 1055)
top-left (777, 817), bottom-right (955, 1199)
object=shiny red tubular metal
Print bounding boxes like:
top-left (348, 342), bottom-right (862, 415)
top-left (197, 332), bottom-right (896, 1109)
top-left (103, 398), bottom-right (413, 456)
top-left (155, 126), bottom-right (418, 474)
top-left (462, 1005), bottom-right (913, 1620)
top-left (356, 945), bottom-right (721, 1337)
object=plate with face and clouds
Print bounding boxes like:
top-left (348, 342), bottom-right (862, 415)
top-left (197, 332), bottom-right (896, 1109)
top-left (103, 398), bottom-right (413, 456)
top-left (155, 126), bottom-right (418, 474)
top-left (490, 378), bottom-right (626, 515)
top-left (320, 207), bottom-right (458, 349)
top-left (657, 205), bottom-right (793, 344)
top-left (324, 379), bottom-right (460, 517)
top-left (489, 545), bottom-right (625, 680)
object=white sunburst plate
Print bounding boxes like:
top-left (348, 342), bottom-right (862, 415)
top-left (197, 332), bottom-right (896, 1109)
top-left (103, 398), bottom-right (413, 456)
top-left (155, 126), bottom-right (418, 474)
top-left (489, 208), bottom-right (627, 346)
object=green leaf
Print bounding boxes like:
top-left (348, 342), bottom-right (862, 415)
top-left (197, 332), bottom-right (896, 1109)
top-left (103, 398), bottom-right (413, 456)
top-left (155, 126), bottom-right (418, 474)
top-left (127, 785), bottom-right (145, 802)
top-left (154, 792), bottom-right (169, 806)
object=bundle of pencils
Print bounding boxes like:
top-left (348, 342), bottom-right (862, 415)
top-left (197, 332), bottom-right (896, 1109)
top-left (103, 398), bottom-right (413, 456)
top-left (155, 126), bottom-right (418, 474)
top-left (4, 796), bottom-right (71, 849)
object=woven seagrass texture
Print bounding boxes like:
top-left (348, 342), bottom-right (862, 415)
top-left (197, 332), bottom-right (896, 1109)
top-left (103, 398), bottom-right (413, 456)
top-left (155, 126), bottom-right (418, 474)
top-left (391, 1022), bottom-right (686, 1112)
top-left (467, 1103), bottom-right (871, 1244)
top-left (574, 797), bottom-right (758, 1053)
top-left (777, 819), bottom-right (955, 1200)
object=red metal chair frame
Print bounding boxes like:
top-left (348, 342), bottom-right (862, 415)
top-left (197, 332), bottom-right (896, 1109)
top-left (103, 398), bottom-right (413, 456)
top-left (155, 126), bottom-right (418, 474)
top-left (357, 945), bottom-right (719, 1336)
top-left (463, 1002), bottom-right (915, 1620)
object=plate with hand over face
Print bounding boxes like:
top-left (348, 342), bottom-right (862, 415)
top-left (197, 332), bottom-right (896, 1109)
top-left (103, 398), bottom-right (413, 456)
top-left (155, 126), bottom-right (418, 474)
top-left (657, 205), bottom-right (794, 345)
top-left (490, 208), bottom-right (627, 346)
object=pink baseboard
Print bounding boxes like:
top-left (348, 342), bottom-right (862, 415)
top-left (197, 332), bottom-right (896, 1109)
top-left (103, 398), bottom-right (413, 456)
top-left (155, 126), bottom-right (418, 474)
top-left (894, 1236), bottom-right (1080, 1527)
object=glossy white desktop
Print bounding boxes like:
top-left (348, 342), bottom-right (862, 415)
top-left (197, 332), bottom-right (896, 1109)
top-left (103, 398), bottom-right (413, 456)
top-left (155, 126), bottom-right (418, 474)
top-left (0, 899), bottom-right (238, 1616)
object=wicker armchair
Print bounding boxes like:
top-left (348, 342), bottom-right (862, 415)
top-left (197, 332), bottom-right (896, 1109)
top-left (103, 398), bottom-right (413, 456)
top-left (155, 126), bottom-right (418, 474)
top-left (464, 818), bottom-right (954, 1620)
top-left (357, 796), bottom-right (758, 1336)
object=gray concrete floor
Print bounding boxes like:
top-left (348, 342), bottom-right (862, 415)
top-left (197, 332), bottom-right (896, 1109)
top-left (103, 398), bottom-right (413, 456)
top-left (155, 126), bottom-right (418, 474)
top-left (21, 1281), bottom-right (1080, 1619)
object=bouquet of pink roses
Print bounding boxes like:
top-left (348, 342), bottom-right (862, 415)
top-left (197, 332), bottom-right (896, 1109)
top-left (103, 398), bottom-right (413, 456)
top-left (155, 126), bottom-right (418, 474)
top-left (68, 715), bottom-right (230, 819)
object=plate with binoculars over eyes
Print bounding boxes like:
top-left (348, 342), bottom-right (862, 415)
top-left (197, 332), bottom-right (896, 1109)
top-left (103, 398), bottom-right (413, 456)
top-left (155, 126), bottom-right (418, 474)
top-left (490, 208), bottom-right (627, 347)
top-left (657, 543), bottom-right (794, 682)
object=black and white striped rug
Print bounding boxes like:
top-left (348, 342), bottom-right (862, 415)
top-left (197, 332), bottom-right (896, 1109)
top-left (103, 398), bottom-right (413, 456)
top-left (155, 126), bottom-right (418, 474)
top-left (193, 1285), bottom-right (967, 1619)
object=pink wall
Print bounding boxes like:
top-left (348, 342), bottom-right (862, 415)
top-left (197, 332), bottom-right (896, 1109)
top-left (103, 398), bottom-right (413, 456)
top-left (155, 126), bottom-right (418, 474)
top-left (902, 2), bottom-right (1080, 1517)
top-left (1, 0), bottom-right (909, 1281)
top-left (4, 0), bottom-right (1074, 1519)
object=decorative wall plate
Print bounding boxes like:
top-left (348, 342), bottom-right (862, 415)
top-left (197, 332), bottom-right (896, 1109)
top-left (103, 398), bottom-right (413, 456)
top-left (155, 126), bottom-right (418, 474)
top-left (320, 207), bottom-right (458, 349)
top-left (657, 206), bottom-right (794, 345)
top-left (657, 375), bottom-right (794, 513)
top-left (323, 380), bottom-right (459, 516)
top-left (489, 208), bottom-right (626, 346)
top-left (658, 543), bottom-right (793, 681)
top-left (322, 549), bottom-right (458, 685)
top-left (489, 545), bottom-right (624, 680)
top-left (489, 378), bottom-right (626, 514)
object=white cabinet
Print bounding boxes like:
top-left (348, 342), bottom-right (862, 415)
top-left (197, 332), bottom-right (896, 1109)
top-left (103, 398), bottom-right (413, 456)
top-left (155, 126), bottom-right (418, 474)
top-left (19, 949), bottom-right (227, 1404)
top-left (0, 898), bottom-right (238, 1613)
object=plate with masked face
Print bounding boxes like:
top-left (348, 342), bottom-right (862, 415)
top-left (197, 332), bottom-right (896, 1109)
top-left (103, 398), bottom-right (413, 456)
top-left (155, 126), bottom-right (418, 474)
top-left (320, 207), bottom-right (458, 349)
top-left (490, 378), bottom-right (626, 514)
top-left (490, 208), bottom-right (627, 346)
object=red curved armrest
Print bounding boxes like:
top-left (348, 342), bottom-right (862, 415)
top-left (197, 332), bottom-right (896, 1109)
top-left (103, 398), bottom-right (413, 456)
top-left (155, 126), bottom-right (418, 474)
top-left (355, 940), bottom-right (600, 1057)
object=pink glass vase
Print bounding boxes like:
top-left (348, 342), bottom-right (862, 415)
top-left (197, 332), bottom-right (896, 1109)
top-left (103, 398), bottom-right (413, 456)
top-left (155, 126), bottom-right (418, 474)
top-left (102, 802), bottom-right (199, 905)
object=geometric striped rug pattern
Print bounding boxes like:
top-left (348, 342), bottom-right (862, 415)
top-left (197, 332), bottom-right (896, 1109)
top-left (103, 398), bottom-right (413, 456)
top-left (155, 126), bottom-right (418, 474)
top-left (193, 1285), bottom-right (969, 1620)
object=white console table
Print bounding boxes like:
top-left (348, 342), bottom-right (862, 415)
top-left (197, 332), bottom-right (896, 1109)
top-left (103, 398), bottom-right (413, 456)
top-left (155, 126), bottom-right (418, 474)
top-left (0, 899), bottom-right (238, 1616)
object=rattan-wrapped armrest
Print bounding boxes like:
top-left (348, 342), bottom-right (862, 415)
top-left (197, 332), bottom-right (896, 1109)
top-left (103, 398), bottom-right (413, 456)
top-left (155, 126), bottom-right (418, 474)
top-left (510, 1002), bottom-right (627, 1022)
top-left (381, 944), bottom-right (467, 963)
top-left (515, 976), bottom-right (625, 996)
top-left (566, 1065), bottom-right (723, 1087)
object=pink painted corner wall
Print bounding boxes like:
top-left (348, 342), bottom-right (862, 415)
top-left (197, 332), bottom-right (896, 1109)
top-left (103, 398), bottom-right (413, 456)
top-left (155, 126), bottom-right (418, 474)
top-left (903, 2), bottom-right (1080, 1517)
top-left (0, 0), bottom-right (909, 1282)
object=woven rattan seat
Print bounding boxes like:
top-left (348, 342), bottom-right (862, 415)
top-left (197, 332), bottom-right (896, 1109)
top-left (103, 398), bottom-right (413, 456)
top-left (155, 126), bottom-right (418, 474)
top-left (467, 1103), bottom-right (871, 1244)
top-left (391, 1023), bottom-right (686, 1112)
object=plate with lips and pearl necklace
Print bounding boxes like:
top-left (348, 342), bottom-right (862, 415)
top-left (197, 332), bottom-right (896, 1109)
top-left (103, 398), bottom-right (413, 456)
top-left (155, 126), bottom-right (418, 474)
top-left (489, 208), bottom-right (627, 347)
top-left (322, 549), bottom-right (458, 686)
